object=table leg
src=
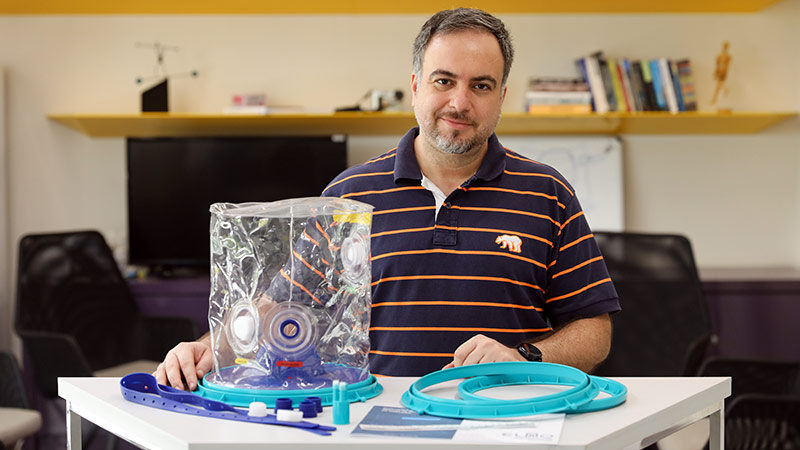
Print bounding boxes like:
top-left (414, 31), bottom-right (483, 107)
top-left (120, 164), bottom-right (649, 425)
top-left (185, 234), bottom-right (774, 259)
top-left (66, 400), bottom-right (83, 450)
top-left (708, 402), bottom-right (725, 450)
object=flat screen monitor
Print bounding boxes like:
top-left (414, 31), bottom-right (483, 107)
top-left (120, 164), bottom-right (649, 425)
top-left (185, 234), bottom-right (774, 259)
top-left (126, 136), bottom-right (347, 275)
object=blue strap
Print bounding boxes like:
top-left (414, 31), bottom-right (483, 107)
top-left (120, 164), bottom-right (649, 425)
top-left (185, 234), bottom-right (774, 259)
top-left (120, 373), bottom-right (336, 436)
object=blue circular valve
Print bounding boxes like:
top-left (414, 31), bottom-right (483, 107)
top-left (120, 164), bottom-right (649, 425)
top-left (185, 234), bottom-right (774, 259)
top-left (280, 319), bottom-right (300, 339)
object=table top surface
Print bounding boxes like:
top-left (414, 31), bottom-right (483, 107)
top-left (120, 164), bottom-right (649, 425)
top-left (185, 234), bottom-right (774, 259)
top-left (59, 375), bottom-right (730, 450)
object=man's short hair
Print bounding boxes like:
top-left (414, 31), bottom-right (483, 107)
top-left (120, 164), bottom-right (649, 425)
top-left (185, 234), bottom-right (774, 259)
top-left (412, 8), bottom-right (514, 87)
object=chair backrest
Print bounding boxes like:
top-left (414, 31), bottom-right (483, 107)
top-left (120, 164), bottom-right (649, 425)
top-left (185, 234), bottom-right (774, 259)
top-left (592, 231), bottom-right (712, 377)
top-left (0, 351), bottom-right (29, 409)
top-left (0, 351), bottom-right (42, 450)
top-left (15, 230), bottom-right (140, 371)
top-left (698, 357), bottom-right (800, 398)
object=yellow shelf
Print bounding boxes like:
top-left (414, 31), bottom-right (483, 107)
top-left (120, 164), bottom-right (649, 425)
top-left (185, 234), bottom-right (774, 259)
top-left (2, 0), bottom-right (784, 14)
top-left (47, 112), bottom-right (797, 137)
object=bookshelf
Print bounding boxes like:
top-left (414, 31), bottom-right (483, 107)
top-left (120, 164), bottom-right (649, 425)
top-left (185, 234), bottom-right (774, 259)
top-left (42, 0), bottom-right (796, 138)
top-left (48, 112), bottom-right (796, 137)
top-left (2, 0), bottom-right (785, 14)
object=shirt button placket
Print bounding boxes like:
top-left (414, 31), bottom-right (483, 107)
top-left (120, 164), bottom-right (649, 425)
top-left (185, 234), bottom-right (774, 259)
top-left (433, 200), bottom-right (457, 246)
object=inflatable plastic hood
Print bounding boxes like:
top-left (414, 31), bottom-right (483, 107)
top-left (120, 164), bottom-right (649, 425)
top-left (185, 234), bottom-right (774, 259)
top-left (205, 197), bottom-right (373, 391)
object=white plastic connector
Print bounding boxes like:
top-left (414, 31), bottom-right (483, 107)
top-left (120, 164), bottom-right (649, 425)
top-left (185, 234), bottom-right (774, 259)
top-left (248, 401), bottom-right (268, 417)
top-left (276, 409), bottom-right (303, 422)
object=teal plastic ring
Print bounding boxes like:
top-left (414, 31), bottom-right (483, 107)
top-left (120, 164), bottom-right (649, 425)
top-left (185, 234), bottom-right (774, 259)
top-left (401, 362), bottom-right (599, 419)
top-left (458, 373), bottom-right (627, 413)
top-left (197, 372), bottom-right (382, 407)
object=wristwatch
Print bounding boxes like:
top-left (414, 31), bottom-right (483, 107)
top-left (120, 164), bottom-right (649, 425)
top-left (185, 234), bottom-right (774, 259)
top-left (516, 343), bottom-right (543, 362)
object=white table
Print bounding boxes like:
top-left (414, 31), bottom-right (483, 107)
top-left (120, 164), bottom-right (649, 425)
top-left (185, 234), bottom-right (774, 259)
top-left (59, 376), bottom-right (730, 450)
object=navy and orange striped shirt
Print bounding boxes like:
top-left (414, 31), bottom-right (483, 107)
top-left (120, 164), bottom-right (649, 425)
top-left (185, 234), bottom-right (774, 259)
top-left (322, 128), bottom-right (620, 377)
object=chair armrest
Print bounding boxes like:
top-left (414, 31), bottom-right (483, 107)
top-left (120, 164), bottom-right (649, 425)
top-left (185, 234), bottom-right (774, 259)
top-left (16, 330), bottom-right (93, 398)
top-left (137, 315), bottom-right (199, 361)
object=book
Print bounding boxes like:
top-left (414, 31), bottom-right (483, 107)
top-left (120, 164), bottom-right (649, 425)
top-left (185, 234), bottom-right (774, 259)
top-left (592, 51), bottom-right (618, 111)
top-left (581, 56), bottom-right (610, 113)
top-left (631, 61), bottom-right (655, 111)
top-left (525, 91), bottom-right (592, 103)
top-left (676, 59), bottom-right (698, 111)
top-left (658, 58), bottom-right (679, 114)
top-left (618, 58), bottom-right (636, 111)
top-left (527, 103), bottom-right (592, 114)
top-left (669, 60), bottom-right (686, 111)
top-left (607, 59), bottom-right (628, 112)
top-left (525, 77), bottom-right (591, 114)
top-left (574, 58), bottom-right (593, 110)
top-left (621, 59), bottom-right (641, 112)
top-left (528, 77), bottom-right (588, 92)
top-left (648, 59), bottom-right (667, 111)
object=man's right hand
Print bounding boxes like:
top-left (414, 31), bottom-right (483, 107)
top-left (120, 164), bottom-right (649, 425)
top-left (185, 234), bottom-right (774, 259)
top-left (153, 341), bottom-right (213, 391)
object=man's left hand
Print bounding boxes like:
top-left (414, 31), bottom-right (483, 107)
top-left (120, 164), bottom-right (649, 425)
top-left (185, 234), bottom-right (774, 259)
top-left (443, 334), bottom-right (525, 369)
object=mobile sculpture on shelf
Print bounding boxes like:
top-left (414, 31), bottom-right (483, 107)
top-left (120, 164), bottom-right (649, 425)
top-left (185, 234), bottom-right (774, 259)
top-left (135, 41), bottom-right (198, 112)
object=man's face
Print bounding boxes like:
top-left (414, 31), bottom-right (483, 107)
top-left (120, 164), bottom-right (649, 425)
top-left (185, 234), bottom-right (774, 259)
top-left (412, 30), bottom-right (507, 155)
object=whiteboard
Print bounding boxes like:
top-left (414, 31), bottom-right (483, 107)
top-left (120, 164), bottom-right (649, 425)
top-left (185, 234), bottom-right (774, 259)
top-left (497, 136), bottom-right (624, 232)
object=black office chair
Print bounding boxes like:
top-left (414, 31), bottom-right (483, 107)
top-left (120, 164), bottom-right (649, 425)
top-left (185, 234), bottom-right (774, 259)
top-left (0, 351), bottom-right (42, 450)
top-left (698, 357), bottom-right (800, 396)
top-left (698, 357), bottom-right (800, 450)
top-left (724, 394), bottom-right (800, 449)
top-left (14, 230), bottom-right (198, 399)
top-left (592, 232), bottom-right (713, 377)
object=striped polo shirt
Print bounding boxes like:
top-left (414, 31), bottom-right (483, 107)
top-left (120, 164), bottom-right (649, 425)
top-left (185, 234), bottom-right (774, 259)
top-left (322, 127), bottom-right (620, 377)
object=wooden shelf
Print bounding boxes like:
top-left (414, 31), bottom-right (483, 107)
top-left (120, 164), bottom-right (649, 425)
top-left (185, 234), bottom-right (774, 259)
top-left (47, 112), bottom-right (797, 137)
top-left (2, 0), bottom-right (784, 14)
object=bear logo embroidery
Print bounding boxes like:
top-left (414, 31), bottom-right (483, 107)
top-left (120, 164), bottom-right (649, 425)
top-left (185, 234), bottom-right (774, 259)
top-left (495, 234), bottom-right (522, 253)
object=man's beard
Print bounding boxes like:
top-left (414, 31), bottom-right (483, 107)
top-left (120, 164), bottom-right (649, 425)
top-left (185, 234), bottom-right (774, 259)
top-left (432, 127), bottom-right (476, 154)
top-left (418, 109), bottom-right (500, 155)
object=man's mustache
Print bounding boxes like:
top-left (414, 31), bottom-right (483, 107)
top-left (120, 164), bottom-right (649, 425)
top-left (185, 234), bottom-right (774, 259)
top-left (436, 110), bottom-right (474, 126)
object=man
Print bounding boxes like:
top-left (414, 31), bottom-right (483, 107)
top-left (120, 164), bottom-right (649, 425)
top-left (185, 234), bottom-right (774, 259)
top-left (155, 7), bottom-right (619, 389)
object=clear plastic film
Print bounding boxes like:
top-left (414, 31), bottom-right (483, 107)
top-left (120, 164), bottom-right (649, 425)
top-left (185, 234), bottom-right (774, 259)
top-left (206, 198), bottom-right (373, 391)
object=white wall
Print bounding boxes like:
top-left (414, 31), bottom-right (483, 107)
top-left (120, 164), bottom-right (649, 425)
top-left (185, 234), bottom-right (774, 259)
top-left (0, 2), bottom-right (799, 350)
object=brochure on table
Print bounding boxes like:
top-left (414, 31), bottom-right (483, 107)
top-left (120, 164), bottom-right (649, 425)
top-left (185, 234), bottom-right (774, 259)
top-left (352, 405), bottom-right (565, 444)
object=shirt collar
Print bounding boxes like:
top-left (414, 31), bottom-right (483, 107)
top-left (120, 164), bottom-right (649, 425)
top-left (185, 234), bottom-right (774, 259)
top-left (393, 127), bottom-right (506, 183)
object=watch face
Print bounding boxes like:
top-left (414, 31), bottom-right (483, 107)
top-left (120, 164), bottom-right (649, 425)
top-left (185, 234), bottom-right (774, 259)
top-left (518, 343), bottom-right (543, 362)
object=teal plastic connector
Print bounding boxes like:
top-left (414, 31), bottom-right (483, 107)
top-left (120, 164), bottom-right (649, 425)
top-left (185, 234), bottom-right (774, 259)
top-left (332, 380), bottom-right (350, 425)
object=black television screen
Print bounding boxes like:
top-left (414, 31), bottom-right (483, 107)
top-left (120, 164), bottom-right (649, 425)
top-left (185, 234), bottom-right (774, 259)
top-left (126, 136), bottom-right (347, 273)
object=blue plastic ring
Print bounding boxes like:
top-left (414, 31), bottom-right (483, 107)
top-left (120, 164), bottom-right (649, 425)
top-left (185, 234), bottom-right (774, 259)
top-left (279, 319), bottom-right (300, 339)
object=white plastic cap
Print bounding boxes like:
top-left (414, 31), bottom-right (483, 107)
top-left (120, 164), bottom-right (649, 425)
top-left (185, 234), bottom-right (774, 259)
top-left (233, 315), bottom-right (256, 342)
top-left (276, 409), bottom-right (304, 422)
top-left (248, 401), bottom-right (268, 417)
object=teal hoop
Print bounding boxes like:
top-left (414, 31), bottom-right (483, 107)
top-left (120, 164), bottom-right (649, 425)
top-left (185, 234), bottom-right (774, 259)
top-left (197, 373), bottom-right (382, 408)
top-left (458, 373), bottom-right (627, 413)
top-left (402, 362), bottom-right (601, 419)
